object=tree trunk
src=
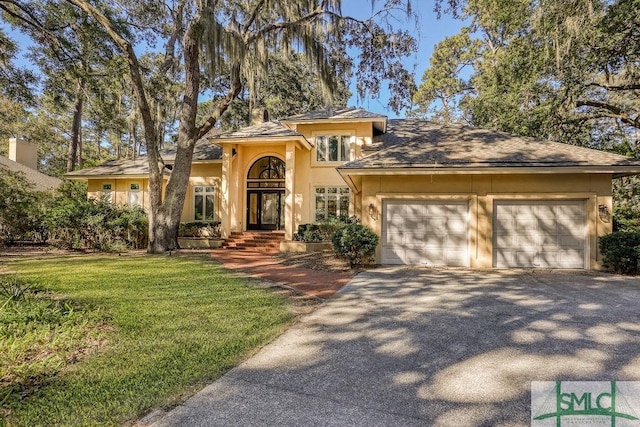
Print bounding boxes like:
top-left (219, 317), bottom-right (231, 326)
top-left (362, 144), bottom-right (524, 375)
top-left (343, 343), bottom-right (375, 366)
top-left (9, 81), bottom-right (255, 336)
top-left (77, 127), bottom-right (83, 168)
top-left (65, 0), bottom-right (241, 253)
top-left (147, 15), bottom-right (203, 253)
top-left (66, 77), bottom-right (85, 172)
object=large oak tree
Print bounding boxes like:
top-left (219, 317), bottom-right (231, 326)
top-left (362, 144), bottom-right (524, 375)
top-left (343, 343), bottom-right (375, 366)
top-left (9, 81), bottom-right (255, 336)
top-left (3, 0), bottom-right (419, 252)
top-left (416, 0), bottom-right (639, 151)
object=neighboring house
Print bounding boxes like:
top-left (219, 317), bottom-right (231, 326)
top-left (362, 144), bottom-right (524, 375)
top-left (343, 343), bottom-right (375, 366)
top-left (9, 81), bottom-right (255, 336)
top-left (0, 138), bottom-right (61, 191)
top-left (66, 108), bottom-right (640, 270)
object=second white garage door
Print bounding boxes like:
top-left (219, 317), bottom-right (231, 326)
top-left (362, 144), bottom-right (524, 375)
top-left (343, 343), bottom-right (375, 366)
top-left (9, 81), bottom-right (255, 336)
top-left (494, 200), bottom-right (587, 269)
top-left (382, 200), bottom-right (469, 266)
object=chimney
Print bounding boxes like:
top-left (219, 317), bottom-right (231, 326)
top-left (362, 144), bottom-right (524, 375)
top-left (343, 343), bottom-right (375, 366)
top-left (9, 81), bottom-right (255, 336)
top-left (9, 137), bottom-right (38, 170)
top-left (251, 107), bottom-right (269, 126)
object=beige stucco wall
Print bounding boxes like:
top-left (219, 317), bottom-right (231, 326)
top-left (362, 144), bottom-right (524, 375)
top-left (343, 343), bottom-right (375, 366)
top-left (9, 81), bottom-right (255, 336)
top-left (291, 122), bottom-right (373, 232)
top-left (358, 173), bottom-right (613, 270)
top-left (181, 163), bottom-right (222, 222)
top-left (87, 178), bottom-right (152, 212)
top-left (216, 122), bottom-right (375, 238)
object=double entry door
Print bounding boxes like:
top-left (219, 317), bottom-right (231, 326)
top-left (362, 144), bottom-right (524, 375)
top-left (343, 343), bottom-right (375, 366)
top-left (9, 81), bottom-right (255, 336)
top-left (247, 190), bottom-right (284, 230)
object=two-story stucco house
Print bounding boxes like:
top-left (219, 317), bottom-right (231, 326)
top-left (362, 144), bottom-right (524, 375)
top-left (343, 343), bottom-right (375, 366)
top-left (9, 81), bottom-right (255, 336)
top-left (67, 108), bottom-right (640, 270)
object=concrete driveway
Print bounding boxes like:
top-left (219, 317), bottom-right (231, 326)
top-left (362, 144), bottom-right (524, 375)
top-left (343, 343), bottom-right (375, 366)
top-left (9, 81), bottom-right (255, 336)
top-left (151, 268), bottom-right (640, 427)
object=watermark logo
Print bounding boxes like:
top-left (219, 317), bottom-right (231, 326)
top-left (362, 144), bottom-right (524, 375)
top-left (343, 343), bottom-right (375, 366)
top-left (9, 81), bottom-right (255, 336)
top-left (532, 381), bottom-right (640, 427)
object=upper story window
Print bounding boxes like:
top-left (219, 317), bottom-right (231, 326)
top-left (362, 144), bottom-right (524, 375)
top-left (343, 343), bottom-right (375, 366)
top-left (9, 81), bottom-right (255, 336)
top-left (194, 186), bottom-right (215, 221)
top-left (316, 135), bottom-right (353, 162)
top-left (101, 183), bottom-right (113, 203)
top-left (128, 183), bottom-right (141, 207)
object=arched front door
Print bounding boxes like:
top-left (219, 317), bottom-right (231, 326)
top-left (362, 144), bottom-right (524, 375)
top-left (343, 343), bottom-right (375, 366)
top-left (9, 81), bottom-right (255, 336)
top-left (246, 156), bottom-right (285, 230)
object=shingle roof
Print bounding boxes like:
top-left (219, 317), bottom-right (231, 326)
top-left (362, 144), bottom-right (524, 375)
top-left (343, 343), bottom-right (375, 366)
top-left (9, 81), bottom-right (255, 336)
top-left (283, 107), bottom-right (387, 121)
top-left (160, 140), bottom-right (221, 161)
top-left (340, 119), bottom-right (640, 170)
top-left (0, 156), bottom-right (62, 191)
top-left (207, 120), bottom-right (305, 140)
top-left (65, 158), bottom-right (171, 178)
top-left (65, 140), bottom-right (220, 178)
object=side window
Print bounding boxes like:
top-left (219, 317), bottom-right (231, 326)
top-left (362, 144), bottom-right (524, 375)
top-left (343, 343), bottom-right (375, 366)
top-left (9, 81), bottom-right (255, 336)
top-left (315, 135), bottom-right (353, 162)
top-left (194, 186), bottom-right (215, 221)
top-left (128, 183), bottom-right (141, 207)
top-left (101, 183), bottom-right (113, 203)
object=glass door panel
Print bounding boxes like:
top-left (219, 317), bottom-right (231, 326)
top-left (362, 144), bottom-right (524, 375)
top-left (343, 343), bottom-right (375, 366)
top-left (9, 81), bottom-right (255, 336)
top-left (246, 190), bottom-right (283, 230)
top-left (261, 193), bottom-right (278, 227)
top-left (248, 192), bottom-right (258, 228)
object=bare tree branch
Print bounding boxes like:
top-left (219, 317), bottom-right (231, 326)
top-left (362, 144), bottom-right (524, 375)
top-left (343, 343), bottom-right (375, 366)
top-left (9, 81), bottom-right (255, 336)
top-left (242, 0), bottom-right (266, 35)
top-left (577, 99), bottom-right (640, 128)
top-left (0, 0), bottom-right (75, 62)
top-left (246, 6), bottom-right (324, 44)
top-left (196, 62), bottom-right (242, 139)
top-left (588, 82), bottom-right (640, 91)
top-left (159, 0), bottom-right (186, 74)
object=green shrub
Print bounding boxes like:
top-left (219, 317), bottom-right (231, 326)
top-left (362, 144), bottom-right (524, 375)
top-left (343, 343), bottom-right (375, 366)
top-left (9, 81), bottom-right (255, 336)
top-left (0, 176), bottom-right (146, 251)
top-left (0, 170), bottom-right (50, 244)
top-left (45, 181), bottom-right (148, 251)
top-left (294, 216), bottom-right (360, 242)
top-left (179, 221), bottom-right (221, 238)
top-left (613, 205), bottom-right (640, 232)
top-left (599, 231), bottom-right (640, 274)
top-left (332, 223), bottom-right (379, 268)
top-left (294, 224), bottom-right (324, 242)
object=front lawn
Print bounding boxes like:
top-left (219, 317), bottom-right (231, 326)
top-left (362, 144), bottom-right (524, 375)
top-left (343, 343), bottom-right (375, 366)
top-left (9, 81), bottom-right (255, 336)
top-left (0, 253), bottom-right (294, 426)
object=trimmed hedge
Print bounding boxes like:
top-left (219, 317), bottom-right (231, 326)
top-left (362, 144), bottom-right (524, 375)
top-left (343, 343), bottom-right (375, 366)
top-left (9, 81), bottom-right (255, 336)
top-left (179, 221), bottom-right (221, 238)
top-left (599, 231), bottom-right (640, 274)
top-left (294, 217), bottom-right (360, 243)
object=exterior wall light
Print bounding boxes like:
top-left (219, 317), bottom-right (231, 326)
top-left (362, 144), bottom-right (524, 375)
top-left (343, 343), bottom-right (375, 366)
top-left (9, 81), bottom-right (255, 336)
top-left (598, 204), bottom-right (610, 222)
top-left (368, 203), bottom-right (378, 220)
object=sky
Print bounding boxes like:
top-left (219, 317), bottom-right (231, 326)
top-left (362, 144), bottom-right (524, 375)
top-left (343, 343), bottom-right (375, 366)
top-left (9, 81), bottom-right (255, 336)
top-left (341, 1), bottom-right (465, 117)
top-left (1, 1), bottom-right (465, 119)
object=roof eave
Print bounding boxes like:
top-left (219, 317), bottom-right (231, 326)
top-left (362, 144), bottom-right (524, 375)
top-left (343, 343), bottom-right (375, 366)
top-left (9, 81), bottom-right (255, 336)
top-left (190, 159), bottom-right (223, 164)
top-left (337, 165), bottom-right (640, 176)
top-left (208, 135), bottom-right (312, 149)
top-left (65, 174), bottom-right (169, 180)
top-left (282, 117), bottom-right (387, 132)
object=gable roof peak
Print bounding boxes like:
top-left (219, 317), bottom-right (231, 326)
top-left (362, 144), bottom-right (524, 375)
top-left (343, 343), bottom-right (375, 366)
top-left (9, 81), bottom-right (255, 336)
top-left (206, 120), bottom-right (305, 141)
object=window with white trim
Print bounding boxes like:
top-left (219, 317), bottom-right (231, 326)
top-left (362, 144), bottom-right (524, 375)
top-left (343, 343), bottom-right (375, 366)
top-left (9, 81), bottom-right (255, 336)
top-left (128, 183), bottom-right (141, 207)
top-left (315, 135), bottom-right (353, 162)
top-left (314, 187), bottom-right (350, 222)
top-left (194, 186), bottom-right (215, 221)
top-left (101, 183), bottom-right (113, 203)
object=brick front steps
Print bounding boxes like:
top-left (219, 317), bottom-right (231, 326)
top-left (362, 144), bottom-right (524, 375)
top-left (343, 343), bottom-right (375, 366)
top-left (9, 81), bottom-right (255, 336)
top-left (222, 231), bottom-right (285, 254)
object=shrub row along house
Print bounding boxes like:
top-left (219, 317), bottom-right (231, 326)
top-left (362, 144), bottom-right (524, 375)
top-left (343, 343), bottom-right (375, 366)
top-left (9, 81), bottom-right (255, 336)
top-left (67, 108), bottom-right (640, 269)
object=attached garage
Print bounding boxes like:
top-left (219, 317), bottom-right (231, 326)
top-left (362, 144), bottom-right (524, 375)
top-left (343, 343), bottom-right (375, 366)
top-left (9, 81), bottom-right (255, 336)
top-left (382, 200), bottom-right (469, 266)
top-left (493, 200), bottom-right (587, 269)
top-left (337, 119), bottom-right (640, 270)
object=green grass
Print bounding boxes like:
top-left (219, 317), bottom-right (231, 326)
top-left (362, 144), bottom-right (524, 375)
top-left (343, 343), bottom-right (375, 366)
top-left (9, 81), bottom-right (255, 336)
top-left (0, 254), bottom-right (293, 426)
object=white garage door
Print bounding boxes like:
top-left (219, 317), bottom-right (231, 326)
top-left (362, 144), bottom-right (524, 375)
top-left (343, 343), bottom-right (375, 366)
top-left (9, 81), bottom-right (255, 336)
top-left (494, 200), bottom-right (586, 269)
top-left (382, 200), bottom-right (469, 266)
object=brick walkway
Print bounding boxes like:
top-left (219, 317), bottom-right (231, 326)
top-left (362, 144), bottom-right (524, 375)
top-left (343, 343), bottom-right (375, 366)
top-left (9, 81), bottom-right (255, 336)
top-left (210, 250), bottom-right (354, 299)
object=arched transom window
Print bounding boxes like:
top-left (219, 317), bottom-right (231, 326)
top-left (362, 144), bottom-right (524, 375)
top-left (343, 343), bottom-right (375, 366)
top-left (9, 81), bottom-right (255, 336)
top-left (247, 156), bottom-right (285, 188)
